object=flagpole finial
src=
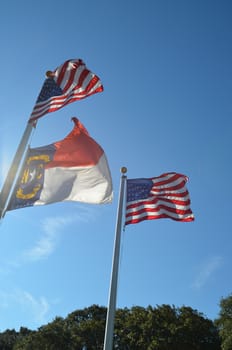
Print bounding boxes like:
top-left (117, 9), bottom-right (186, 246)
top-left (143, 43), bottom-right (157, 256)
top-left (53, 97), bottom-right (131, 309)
top-left (121, 167), bottom-right (127, 174)
top-left (46, 70), bottom-right (55, 78)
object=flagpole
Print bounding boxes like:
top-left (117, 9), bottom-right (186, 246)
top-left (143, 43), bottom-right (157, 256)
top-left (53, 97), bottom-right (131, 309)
top-left (0, 121), bottom-right (35, 218)
top-left (0, 69), bottom-right (56, 218)
top-left (103, 166), bottom-right (127, 350)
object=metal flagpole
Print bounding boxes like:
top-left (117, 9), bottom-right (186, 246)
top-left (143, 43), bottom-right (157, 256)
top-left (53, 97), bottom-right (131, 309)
top-left (103, 166), bottom-right (127, 350)
top-left (0, 69), bottom-right (54, 219)
top-left (0, 121), bottom-right (36, 218)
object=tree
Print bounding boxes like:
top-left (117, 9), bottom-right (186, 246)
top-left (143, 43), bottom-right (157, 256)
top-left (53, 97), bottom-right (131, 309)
top-left (14, 305), bottom-right (107, 350)
top-left (215, 294), bottom-right (232, 350)
top-left (13, 317), bottom-right (77, 350)
top-left (114, 305), bottom-right (220, 350)
top-left (0, 329), bottom-right (19, 350)
top-left (66, 304), bottom-right (106, 349)
top-left (1, 303), bottom-right (221, 349)
top-left (176, 306), bottom-right (220, 350)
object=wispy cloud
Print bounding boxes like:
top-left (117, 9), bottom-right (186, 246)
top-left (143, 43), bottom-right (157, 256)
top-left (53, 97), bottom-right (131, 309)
top-left (22, 215), bottom-right (75, 262)
top-left (0, 207), bottom-right (99, 328)
top-left (192, 256), bottom-right (223, 290)
top-left (17, 290), bottom-right (50, 324)
top-left (0, 205), bottom-right (98, 272)
top-left (23, 205), bottom-right (97, 262)
top-left (0, 289), bottom-right (50, 326)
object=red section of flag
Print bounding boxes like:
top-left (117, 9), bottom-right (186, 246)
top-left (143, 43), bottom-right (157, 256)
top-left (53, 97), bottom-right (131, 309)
top-left (46, 118), bottom-right (103, 169)
top-left (125, 173), bottom-right (194, 225)
top-left (29, 59), bottom-right (103, 121)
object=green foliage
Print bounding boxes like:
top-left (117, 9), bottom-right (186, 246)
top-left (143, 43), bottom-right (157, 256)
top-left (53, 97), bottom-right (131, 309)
top-left (13, 305), bottom-right (106, 350)
top-left (0, 303), bottom-right (221, 349)
top-left (114, 304), bottom-right (220, 350)
top-left (0, 329), bottom-right (19, 350)
top-left (215, 294), bottom-right (232, 350)
top-left (65, 305), bottom-right (106, 349)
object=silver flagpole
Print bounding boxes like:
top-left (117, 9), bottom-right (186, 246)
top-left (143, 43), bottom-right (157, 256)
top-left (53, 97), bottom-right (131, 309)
top-left (0, 70), bottom-right (54, 219)
top-left (103, 166), bottom-right (127, 350)
top-left (0, 121), bottom-right (36, 218)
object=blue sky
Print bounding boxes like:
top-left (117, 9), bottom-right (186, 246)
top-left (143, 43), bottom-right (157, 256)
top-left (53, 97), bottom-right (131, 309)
top-left (0, 0), bottom-right (232, 331)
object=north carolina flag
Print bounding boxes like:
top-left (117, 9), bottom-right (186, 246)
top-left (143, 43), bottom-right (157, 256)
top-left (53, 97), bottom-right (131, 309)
top-left (7, 118), bottom-right (113, 211)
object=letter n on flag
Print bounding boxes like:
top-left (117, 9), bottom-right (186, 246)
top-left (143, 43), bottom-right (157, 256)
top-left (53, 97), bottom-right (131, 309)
top-left (7, 118), bottom-right (113, 211)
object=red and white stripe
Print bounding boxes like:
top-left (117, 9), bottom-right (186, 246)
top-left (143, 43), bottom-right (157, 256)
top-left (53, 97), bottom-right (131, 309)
top-left (125, 173), bottom-right (194, 225)
top-left (30, 59), bottom-right (103, 121)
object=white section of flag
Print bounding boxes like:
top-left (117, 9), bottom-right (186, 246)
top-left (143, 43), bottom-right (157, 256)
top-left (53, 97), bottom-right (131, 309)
top-left (35, 154), bottom-right (113, 205)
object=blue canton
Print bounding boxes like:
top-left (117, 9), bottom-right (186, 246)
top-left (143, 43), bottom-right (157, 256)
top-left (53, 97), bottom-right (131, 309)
top-left (127, 179), bottom-right (153, 202)
top-left (36, 78), bottom-right (63, 103)
top-left (8, 145), bottom-right (56, 210)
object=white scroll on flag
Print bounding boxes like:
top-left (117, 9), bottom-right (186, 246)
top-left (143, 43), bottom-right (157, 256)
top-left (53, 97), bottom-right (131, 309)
top-left (7, 118), bottom-right (113, 211)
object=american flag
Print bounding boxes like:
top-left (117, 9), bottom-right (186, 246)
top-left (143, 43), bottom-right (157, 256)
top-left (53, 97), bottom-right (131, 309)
top-left (29, 59), bottom-right (103, 121)
top-left (125, 172), bottom-right (194, 225)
